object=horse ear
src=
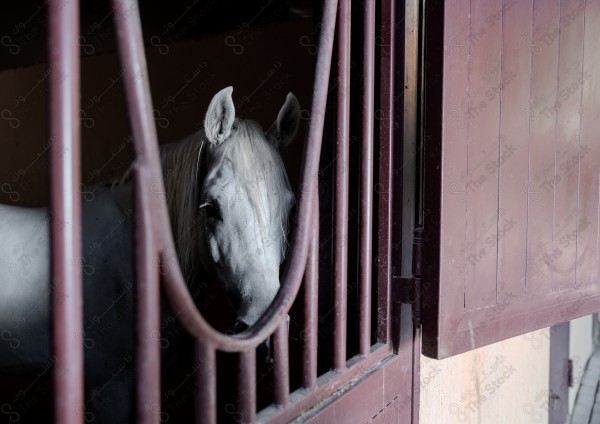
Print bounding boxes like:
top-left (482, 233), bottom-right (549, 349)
top-left (268, 92), bottom-right (300, 149)
top-left (204, 86), bottom-right (235, 145)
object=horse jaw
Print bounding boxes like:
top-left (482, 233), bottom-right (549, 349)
top-left (205, 220), bottom-right (282, 328)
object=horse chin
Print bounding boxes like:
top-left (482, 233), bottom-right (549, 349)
top-left (232, 311), bottom-right (289, 369)
top-left (233, 277), bottom-right (280, 327)
top-left (232, 318), bottom-right (272, 368)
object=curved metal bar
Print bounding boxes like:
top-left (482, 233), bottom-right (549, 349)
top-left (111, 2), bottom-right (163, 422)
top-left (158, 0), bottom-right (339, 351)
top-left (114, 0), bottom-right (338, 352)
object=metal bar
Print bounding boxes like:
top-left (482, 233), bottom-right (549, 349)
top-left (303, 194), bottom-right (319, 389)
top-left (111, 0), bottom-right (162, 422)
top-left (359, 0), bottom-right (376, 357)
top-left (195, 341), bottom-right (217, 424)
top-left (48, 1), bottom-right (84, 423)
top-left (238, 349), bottom-right (257, 424)
top-left (273, 321), bottom-right (290, 406)
top-left (333, 0), bottom-right (351, 371)
top-left (134, 167), bottom-right (161, 424)
top-left (377, 0), bottom-right (396, 346)
top-left (157, 0), bottom-right (339, 352)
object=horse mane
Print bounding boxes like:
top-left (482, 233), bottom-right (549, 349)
top-left (112, 131), bottom-right (205, 278)
top-left (159, 132), bottom-right (206, 278)
top-left (113, 119), bottom-right (291, 279)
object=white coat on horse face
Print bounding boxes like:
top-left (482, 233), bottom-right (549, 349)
top-left (200, 86), bottom-right (300, 329)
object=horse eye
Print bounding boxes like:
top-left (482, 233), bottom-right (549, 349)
top-left (203, 200), bottom-right (222, 222)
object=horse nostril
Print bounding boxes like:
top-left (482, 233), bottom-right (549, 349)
top-left (233, 320), bottom-right (249, 333)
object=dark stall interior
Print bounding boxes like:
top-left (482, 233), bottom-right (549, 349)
top-left (0, 1), bottom-right (318, 422)
top-left (0, 0), bottom-right (383, 422)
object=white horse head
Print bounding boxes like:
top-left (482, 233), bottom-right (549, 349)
top-left (199, 87), bottom-right (299, 330)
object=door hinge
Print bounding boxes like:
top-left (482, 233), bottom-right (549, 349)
top-left (392, 226), bottom-right (424, 326)
top-left (568, 358), bottom-right (574, 387)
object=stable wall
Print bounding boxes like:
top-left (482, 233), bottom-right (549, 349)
top-left (0, 17), bottom-right (313, 207)
top-left (420, 329), bottom-right (551, 423)
top-left (0, 13), bottom-right (315, 422)
top-left (421, 316), bottom-right (595, 424)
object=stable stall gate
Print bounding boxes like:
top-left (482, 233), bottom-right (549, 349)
top-left (47, 0), bottom-right (418, 423)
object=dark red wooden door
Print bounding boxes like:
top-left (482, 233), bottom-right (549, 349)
top-left (421, 0), bottom-right (600, 359)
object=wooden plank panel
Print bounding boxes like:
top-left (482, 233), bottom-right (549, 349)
top-left (552, 0), bottom-right (586, 290)
top-left (436, 0), bottom-right (470, 348)
top-left (577, 0), bottom-right (600, 286)
top-left (497, 0), bottom-right (533, 303)
top-left (464, 0), bottom-right (503, 309)
top-left (296, 356), bottom-right (412, 424)
top-left (305, 366), bottom-right (384, 423)
top-left (526, 0), bottom-right (561, 294)
top-left (422, 0), bottom-right (600, 359)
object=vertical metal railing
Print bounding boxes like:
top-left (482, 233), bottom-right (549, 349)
top-left (273, 322), bottom-right (290, 406)
top-left (133, 169), bottom-right (161, 422)
top-left (359, 0), bottom-right (376, 357)
top-left (238, 349), bottom-right (257, 423)
top-left (377, 0), bottom-right (396, 347)
top-left (195, 341), bottom-right (217, 424)
top-left (48, 0), bottom-right (84, 423)
top-left (302, 194), bottom-right (319, 390)
top-left (111, 1), bottom-right (163, 422)
top-left (333, 0), bottom-right (351, 372)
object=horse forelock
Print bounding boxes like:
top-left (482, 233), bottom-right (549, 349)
top-left (211, 119), bottom-right (292, 257)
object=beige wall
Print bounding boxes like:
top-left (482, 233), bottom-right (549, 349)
top-left (420, 329), bottom-right (551, 424)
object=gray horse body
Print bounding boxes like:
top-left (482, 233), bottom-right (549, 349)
top-left (0, 87), bottom-right (301, 422)
top-left (0, 203), bottom-right (53, 372)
